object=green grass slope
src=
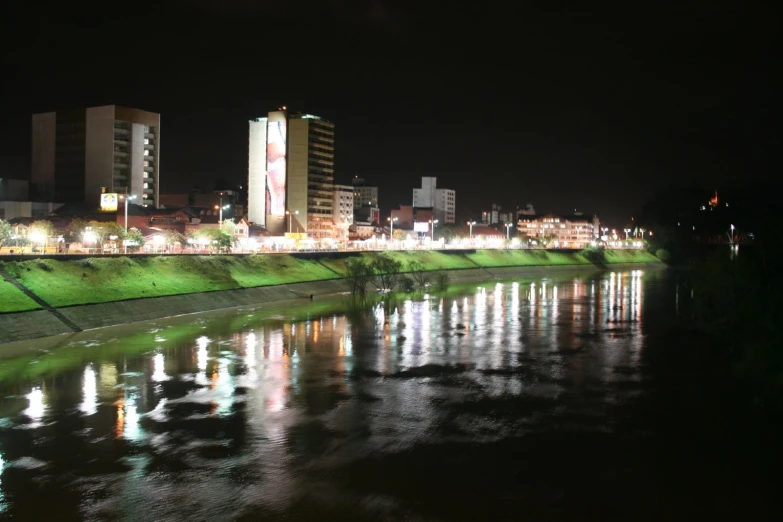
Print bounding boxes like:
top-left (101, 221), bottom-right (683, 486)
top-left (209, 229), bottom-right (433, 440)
top-left (3, 255), bottom-right (338, 309)
top-left (0, 249), bottom-right (660, 313)
top-left (320, 250), bottom-right (478, 275)
top-left (0, 278), bottom-right (41, 313)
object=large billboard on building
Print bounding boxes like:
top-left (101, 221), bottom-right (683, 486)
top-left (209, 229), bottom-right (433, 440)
top-left (100, 193), bottom-right (118, 212)
top-left (266, 113), bottom-right (287, 217)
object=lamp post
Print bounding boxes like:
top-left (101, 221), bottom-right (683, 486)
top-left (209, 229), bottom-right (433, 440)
top-left (468, 220), bottom-right (476, 240)
top-left (121, 194), bottom-right (137, 233)
top-left (429, 219), bottom-right (438, 242)
top-left (505, 222), bottom-right (512, 241)
top-left (388, 216), bottom-right (398, 243)
top-left (215, 204), bottom-right (231, 228)
top-left (286, 210), bottom-right (299, 234)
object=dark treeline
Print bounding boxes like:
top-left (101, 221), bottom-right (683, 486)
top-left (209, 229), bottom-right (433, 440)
top-left (639, 181), bottom-right (783, 418)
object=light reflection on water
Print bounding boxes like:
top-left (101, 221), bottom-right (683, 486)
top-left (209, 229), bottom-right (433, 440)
top-left (0, 269), bottom-right (731, 521)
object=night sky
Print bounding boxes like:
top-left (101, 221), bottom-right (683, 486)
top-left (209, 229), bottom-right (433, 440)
top-left (2, 1), bottom-right (779, 225)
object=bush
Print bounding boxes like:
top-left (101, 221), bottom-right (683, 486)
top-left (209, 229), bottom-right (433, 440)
top-left (408, 260), bottom-right (431, 290)
top-left (399, 276), bottom-right (415, 293)
top-left (78, 259), bottom-right (97, 269)
top-left (345, 258), bottom-right (374, 296)
top-left (34, 260), bottom-right (53, 272)
top-left (655, 248), bottom-right (672, 263)
top-left (371, 253), bottom-right (402, 292)
top-left (582, 248), bottom-right (606, 265)
top-left (434, 271), bottom-right (450, 292)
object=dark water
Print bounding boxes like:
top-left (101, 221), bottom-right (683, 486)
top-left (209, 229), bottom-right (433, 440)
top-left (0, 270), bottom-right (779, 521)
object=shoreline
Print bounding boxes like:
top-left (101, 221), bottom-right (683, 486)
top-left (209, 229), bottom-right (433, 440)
top-left (0, 262), bottom-right (662, 345)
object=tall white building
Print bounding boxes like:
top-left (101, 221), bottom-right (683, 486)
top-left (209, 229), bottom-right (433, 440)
top-left (248, 110), bottom-right (335, 237)
top-left (412, 176), bottom-right (455, 224)
top-left (333, 184), bottom-right (354, 241)
top-left (31, 105), bottom-right (160, 207)
top-left (352, 176), bottom-right (378, 209)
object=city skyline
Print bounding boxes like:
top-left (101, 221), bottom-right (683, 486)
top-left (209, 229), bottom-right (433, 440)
top-left (1, 2), bottom-right (779, 224)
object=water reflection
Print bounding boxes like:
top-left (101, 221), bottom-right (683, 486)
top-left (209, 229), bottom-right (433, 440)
top-left (80, 365), bottom-right (97, 416)
top-left (0, 269), bottom-right (735, 521)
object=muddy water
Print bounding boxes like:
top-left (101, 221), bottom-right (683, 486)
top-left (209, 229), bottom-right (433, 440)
top-left (0, 270), bottom-right (779, 521)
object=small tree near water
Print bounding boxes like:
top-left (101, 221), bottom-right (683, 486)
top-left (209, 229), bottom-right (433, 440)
top-left (408, 260), bottom-right (431, 290)
top-left (345, 258), bottom-right (374, 296)
top-left (371, 253), bottom-right (402, 292)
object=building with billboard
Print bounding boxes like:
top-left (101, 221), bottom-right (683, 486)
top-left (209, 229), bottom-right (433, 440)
top-left (248, 110), bottom-right (335, 237)
top-left (412, 176), bottom-right (455, 224)
top-left (31, 105), bottom-right (160, 207)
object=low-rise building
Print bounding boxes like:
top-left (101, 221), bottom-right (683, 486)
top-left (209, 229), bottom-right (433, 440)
top-left (517, 212), bottom-right (600, 248)
top-left (0, 201), bottom-right (63, 221)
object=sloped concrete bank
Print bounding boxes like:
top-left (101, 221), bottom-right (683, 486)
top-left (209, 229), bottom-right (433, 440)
top-left (0, 262), bottom-right (661, 345)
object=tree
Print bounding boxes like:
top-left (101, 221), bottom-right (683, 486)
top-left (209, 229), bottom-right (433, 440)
top-left (66, 218), bottom-right (89, 243)
top-left (162, 229), bottom-right (186, 251)
top-left (438, 223), bottom-right (468, 242)
top-left (221, 218), bottom-right (238, 238)
top-left (345, 258), bottom-right (374, 296)
top-left (125, 228), bottom-right (145, 252)
top-left (84, 221), bottom-right (125, 253)
top-left (407, 260), bottom-right (431, 290)
top-left (371, 253), bottom-right (402, 292)
top-left (0, 219), bottom-right (11, 247)
top-left (200, 228), bottom-right (232, 252)
top-left (29, 220), bottom-right (56, 252)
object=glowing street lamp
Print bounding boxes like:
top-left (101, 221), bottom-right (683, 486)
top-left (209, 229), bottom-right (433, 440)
top-left (429, 219), bottom-right (439, 242)
top-left (215, 204), bottom-right (231, 228)
top-left (120, 194), bottom-right (137, 233)
top-left (468, 220), bottom-right (476, 240)
top-left (285, 210), bottom-right (299, 234)
top-left (388, 216), bottom-right (398, 240)
top-left (505, 222), bottom-right (512, 241)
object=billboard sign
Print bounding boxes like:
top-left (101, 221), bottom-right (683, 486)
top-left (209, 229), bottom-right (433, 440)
top-left (100, 193), bottom-right (118, 212)
top-left (413, 221), bottom-right (429, 233)
top-left (266, 113), bottom-right (287, 216)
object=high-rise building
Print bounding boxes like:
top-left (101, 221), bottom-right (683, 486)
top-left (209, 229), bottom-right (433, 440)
top-left (248, 110), bottom-right (335, 237)
top-left (352, 175), bottom-right (379, 224)
top-left (31, 105), bottom-right (160, 207)
top-left (352, 176), bottom-right (378, 209)
top-left (333, 184), bottom-right (354, 242)
top-left (412, 176), bottom-right (455, 224)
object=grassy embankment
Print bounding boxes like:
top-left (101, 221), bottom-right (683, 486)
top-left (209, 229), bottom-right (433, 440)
top-left (0, 280), bottom-right (41, 313)
top-left (0, 249), bottom-right (659, 314)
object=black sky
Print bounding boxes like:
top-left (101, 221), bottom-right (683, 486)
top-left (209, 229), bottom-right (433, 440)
top-left (1, 0), bottom-right (780, 224)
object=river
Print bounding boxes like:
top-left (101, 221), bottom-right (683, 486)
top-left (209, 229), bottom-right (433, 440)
top-left (0, 269), bottom-right (779, 521)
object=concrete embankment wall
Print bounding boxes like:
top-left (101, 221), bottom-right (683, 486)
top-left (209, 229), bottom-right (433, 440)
top-left (0, 262), bottom-right (661, 345)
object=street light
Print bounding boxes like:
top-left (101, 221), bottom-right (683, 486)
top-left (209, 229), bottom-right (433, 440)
top-left (388, 216), bottom-right (398, 240)
top-left (505, 222), bottom-right (512, 241)
top-left (468, 220), bottom-right (476, 240)
top-left (215, 204), bottom-right (231, 228)
top-left (120, 194), bottom-right (137, 233)
top-left (285, 210), bottom-right (299, 234)
top-left (429, 219), bottom-right (438, 242)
